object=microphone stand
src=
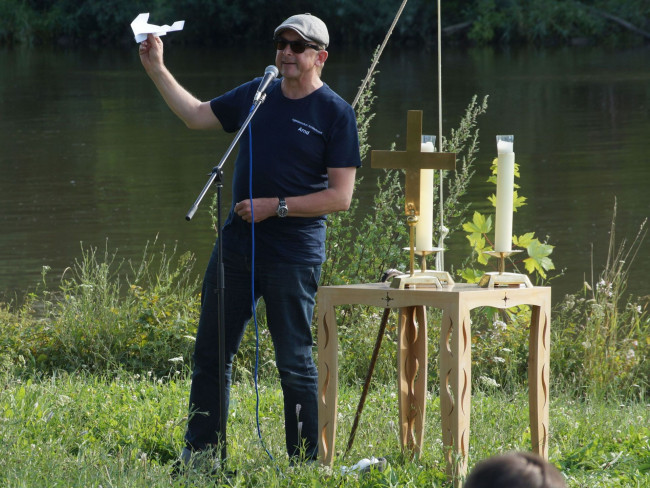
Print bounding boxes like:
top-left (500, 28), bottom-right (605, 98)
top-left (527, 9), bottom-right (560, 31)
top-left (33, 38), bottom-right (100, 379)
top-left (185, 92), bottom-right (269, 465)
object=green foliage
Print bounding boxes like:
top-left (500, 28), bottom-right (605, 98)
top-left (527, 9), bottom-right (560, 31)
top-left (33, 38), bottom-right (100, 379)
top-left (468, 0), bottom-right (632, 46)
top-left (436, 95), bottom-right (489, 239)
top-left (0, 0), bottom-right (34, 45)
top-left (552, 206), bottom-right (649, 399)
top-left (463, 211), bottom-right (493, 265)
top-left (0, 0), bottom-right (648, 46)
top-left (460, 157), bottom-right (555, 283)
top-left (353, 48), bottom-right (379, 163)
top-left (0, 239), bottom-right (200, 376)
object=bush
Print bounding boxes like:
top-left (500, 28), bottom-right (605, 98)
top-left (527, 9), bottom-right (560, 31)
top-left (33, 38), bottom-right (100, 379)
top-left (0, 239), bottom-right (200, 376)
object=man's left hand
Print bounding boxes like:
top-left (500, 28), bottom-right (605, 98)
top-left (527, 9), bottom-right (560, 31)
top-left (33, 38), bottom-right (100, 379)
top-left (234, 198), bottom-right (278, 223)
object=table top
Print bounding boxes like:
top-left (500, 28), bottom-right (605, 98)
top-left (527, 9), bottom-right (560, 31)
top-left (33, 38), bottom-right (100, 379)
top-left (318, 282), bottom-right (551, 309)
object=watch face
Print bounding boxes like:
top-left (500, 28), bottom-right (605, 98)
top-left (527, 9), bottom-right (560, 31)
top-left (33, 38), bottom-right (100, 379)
top-left (277, 199), bottom-right (288, 217)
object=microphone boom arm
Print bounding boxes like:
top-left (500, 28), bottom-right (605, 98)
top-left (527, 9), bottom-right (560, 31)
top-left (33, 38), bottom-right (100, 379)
top-left (185, 95), bottom-right (267, 221)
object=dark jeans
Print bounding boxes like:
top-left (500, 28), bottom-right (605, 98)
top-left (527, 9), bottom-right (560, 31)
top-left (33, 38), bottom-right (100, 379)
top-left (185, 245), bottom-right (320, 460)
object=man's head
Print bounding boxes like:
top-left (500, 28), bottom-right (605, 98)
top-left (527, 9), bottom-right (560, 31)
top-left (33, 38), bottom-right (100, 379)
top-left (274, 13), bottom-right (329, 50)
top-left (464, 452), bottom-right (566, 488)
top-left (273, 13), bottom-right (329, 79)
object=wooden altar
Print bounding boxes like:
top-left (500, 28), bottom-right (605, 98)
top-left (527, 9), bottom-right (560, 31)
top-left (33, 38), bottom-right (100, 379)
top-left (317, 282), bottom-right (551, 486)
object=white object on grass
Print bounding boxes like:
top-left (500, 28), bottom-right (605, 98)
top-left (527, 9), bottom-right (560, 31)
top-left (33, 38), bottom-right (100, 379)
top-left (341, 456), bottom-right (386, 475)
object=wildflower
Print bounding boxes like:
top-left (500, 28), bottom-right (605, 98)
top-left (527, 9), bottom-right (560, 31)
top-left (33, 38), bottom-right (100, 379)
top-left (169, 356), bottom-right (184, 363)
top-left (492, 356), bottom-right (506, 363)
top-left (479, 376), bottom-right (500, 388)
top-left (596, 279), bottom-right (614, 297)
top-left (493, 320), bottom-right (507, 330)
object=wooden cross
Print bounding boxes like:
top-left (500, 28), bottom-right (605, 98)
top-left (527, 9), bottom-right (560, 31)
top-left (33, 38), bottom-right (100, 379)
top-left (371, 110), bottom-right (456, 217)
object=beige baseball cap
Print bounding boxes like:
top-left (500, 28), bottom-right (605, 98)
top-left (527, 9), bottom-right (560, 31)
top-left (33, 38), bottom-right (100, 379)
top-left (274, 13), bottom-right (329, 48)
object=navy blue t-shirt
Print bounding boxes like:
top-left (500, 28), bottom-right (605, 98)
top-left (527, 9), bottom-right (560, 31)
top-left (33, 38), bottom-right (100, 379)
top-left (210, 78), bottom-right (362, 265)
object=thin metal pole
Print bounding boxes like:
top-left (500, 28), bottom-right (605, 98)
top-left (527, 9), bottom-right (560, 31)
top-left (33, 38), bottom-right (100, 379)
top-left (186, 96), bottom-right (267, 221)
top-left (436, 0), bottom-right (447, 272)
top-left (352, 0), bottom-right (409, 109)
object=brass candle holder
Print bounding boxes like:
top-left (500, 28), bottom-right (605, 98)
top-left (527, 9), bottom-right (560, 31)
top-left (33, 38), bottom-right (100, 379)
top-left (388, 208), bottom-right (455, 290)
top-left (478, 250), bottom-right (533, 288)
top-left (369, 111), bottom-right (457, 290)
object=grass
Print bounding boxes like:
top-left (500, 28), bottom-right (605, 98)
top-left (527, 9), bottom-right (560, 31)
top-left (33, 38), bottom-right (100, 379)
top-left (0, 370), bottom-right (648, 487)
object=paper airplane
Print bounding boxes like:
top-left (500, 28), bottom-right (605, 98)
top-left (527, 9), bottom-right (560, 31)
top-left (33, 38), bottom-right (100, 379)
top-left (131, 13), bottom-right (184, 43)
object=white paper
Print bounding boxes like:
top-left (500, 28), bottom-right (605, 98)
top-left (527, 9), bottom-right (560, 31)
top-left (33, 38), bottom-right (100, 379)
top-left (131, 13), bottom-right (184, 43)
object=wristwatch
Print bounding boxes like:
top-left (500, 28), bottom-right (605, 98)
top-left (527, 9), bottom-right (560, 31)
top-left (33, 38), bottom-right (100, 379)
top-left (276, 197), bottom-right (288, 218)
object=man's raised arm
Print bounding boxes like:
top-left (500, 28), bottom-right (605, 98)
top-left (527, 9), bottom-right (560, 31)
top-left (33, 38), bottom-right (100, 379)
top-left (139, 34), bottom-right (221, 131)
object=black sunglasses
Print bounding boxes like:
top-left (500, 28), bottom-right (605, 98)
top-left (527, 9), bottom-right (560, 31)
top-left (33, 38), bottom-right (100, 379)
top-left (273, 37), bottom-right (321, 54)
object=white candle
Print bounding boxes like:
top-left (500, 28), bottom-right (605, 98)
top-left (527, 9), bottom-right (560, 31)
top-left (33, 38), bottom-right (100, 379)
top-left (416, 140), bottom-right (435, 251)
top-left (494, 135), bottom-right (514, 252)
top-left (497, 140), bottom-right (513, 154)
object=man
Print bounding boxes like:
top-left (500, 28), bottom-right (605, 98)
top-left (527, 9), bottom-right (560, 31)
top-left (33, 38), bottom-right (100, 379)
top-left (139, 13), bottom-right (361, 464)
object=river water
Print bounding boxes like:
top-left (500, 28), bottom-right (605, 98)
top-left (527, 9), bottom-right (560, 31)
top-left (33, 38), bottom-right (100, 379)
top-left (1, 44), bottom-right (649, 302)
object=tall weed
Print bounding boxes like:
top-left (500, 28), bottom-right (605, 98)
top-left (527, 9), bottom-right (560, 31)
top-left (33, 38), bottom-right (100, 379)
top-left (553, 202), bottom-right (649, 399)
top-left (320, 70), bottom-right (488, 385)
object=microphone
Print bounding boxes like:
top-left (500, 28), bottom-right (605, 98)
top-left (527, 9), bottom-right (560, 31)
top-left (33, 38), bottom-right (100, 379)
top-left (254, 65), bottom-right (279, 103)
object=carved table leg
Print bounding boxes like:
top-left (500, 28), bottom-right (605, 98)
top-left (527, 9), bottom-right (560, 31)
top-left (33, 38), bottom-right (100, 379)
top-left (318, 295), bottom-right (338, 467)
top-left (440, 300), bottom-right (471, 486)
top-left (529, 301), bottom-right (551, 460)
top-left (397, 306), bottom-right (428, 457)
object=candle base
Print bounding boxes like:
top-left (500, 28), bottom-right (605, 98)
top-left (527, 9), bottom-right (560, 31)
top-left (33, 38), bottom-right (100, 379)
top-left (392, 246), bottom-right (455, 289)
top-left (478, 250), bottom-right (533, 288)
top-left (478, 271), bottom-right (533, 289)
top-left (389, 270), bottom-right (455, 290)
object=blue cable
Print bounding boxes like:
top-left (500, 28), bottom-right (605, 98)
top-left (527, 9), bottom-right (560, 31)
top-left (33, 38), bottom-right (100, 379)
top-left (248, 113), bottom-right (275, 464)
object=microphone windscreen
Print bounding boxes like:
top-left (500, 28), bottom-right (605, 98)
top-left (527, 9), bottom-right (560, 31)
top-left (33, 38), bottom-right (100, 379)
top-left (265, 65), bottom-right (279, 77)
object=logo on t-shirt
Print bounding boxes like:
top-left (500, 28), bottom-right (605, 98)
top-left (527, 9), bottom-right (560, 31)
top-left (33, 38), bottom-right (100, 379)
top-left (292, 118), bottom-right (323, 136)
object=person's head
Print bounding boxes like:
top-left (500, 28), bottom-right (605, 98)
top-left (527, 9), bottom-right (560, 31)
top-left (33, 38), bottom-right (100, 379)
top-left (464, 452), bottom-right (566, 488)
top-left (273, 13), bottom-right (329, 79)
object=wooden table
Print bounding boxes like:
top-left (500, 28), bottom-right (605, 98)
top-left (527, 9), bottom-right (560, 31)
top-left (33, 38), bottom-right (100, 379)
top-left (317, 282), bottom-right (551, 486)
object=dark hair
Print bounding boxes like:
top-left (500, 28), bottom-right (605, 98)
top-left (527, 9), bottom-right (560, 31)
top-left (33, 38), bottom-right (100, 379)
top-left (464, 452), bottom-right (566, 488)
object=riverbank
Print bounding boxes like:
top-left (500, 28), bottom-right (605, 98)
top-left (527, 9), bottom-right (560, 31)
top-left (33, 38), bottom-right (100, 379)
top-left (0, 235), bottom-right (647, 486)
